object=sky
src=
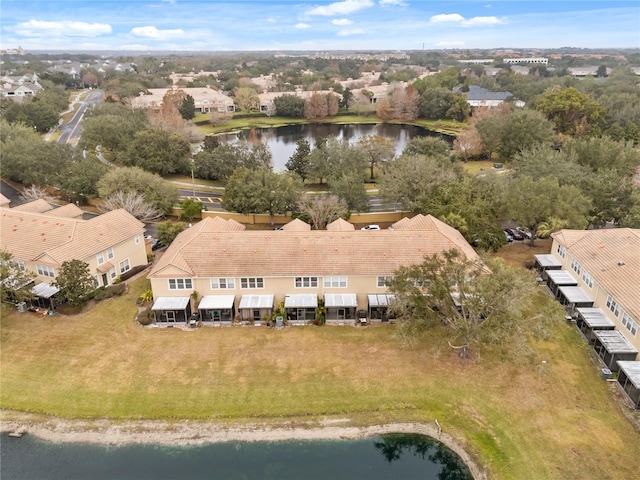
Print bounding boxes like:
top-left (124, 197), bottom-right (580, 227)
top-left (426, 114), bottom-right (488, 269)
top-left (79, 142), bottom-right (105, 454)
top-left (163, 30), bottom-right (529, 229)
top-left (1, 0), bottom-right (639, 52)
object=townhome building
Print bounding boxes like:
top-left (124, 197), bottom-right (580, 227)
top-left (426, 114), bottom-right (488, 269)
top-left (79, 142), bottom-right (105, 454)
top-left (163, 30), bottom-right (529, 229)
top-left (1, 206), bottom-right (147, 306)
top-left (147, 214), bottom-right (485, 326)
top-left (130, 86), bottom-right (235, 113)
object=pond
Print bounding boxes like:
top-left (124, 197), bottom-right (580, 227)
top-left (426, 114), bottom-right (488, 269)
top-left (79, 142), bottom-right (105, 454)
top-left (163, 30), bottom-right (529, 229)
top-left (1, 432), bottom-right (473, 480)
top-left (214, 123), bottom-right (451, 171)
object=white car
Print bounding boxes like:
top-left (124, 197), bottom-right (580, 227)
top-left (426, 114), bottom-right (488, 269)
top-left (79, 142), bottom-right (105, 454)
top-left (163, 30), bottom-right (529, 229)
top-left (361, 224), bottom-right (381, 231)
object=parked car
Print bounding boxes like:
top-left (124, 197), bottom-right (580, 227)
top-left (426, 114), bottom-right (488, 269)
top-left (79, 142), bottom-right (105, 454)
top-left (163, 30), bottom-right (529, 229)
top-left (361, 224), bottom-right (381, 231)
top-left (504, 228), bottom-right (524, 241)
top-left (504, 231), bottom-right (513, 243)
top-left (151, 238), bottom-right (164, 250)
top-left (516, 226), bottom-right (533, 239)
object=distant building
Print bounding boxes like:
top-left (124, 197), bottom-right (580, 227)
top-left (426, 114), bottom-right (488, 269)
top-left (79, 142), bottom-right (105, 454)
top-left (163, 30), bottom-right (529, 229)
top-left (503, 57), bottom-right (548, 65)
top-left (464, 85), bottom-right (524, 108)
top-left (130, 86), bottom-right (235, 113)
top-left (567, 66), bottom-right (611, 77)
top-left (0, 72), bottom-right (42, 100)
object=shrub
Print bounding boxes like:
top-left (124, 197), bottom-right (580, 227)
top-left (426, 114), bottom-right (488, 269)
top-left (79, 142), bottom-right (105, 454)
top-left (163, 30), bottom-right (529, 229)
top-left (92, 283), bottom-right (126, 301)
top-left (119, 264), bottom-right (147, 282)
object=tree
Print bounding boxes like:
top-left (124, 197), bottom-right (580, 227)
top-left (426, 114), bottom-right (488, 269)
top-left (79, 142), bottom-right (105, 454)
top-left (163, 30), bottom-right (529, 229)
top-left (297, 195), bottom-right (348, 230)
top-left (304, 90), bottom-right (329, 121)
top-left (179, 198), bottom-right (203, 221)
top-left (54, 259), bottom-right (95, 308)
top-left (596, 65), bottom-right (608, 78)
top-left (329, 172), bottom-right (369, 212)
top-left (387, 249), bottom-right (544, 358)
top-left (327, 92), bottom-right (340, 116)
top-left (358, 135), bottom-right (396, 180)
top-left (274, 94), bottom-right (305, 117)
top-left (19, 185), bottom-right (56, 204)
top-left (193, 142), bottom-right (272, 181)
top-left (285, 139), bottom-right (311, 181)
top-left (402, 136), bottom-right (451, 158)
top-left (157, 220), bottom-right (187, 246)
top-left (497, 109), bottom-right (555, 159)
top-left (0, 250), bottom-right (36, 304)
top-left (223, 167), bottom-right (304, 224)
top-left (179, 94), bottom-right (196, 120)
top-left (97, 167), bottom-right (177, 214)
top-left (233, 87), bottom-right (260, 112)
top-left (60, 156), bottom-right (108, 202)
top-left (535, 87), bottom-right (606, 137)
top-left (122, 128), bottom-right (191, 175)
top-left (379, 153), bottom-right (462, 212)
top-left (505, 176), bottom-right (591, 246)
top-left (453, 125), bottom-right (483, 161)
top-left (98, 191), bottom-right (165, 222)
top-left (475, 115), bottom-right (504, 161)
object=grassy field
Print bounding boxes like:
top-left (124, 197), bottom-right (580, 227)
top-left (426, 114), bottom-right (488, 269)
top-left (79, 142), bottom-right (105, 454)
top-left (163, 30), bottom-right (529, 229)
top-left (2, 271), bottom-right (639, 479)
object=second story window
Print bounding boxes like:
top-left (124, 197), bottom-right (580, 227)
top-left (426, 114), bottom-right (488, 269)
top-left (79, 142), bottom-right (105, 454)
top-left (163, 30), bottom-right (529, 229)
top-left (377, 276), bottom-right (393, 288)
top-left (169, 278), bottom-right (193, 290)
top-left (210, 277), bottom-right (235, 289)
top-left (96, 252), bottom-right (105, 265)
top-left (557, 244), bottom-right (566, 259)
top-left (581, 271), bottom-right (593, 289)
top-left (622, 312), bottom-right (638, 336)
top-left (295, 276), bottom-right (318, 288)
top-left (606, 295), bottom-right (620, 317)
top-left (570, 258), bottom-right (581, 276)
top-left (36, 264), bottom-right (55, 278)
top-left (240, 277), bottom-right (264, 289)
top-left (107, 248), bottom-right (114, 260)
top-left (324, 276), bottom-right (347, 288)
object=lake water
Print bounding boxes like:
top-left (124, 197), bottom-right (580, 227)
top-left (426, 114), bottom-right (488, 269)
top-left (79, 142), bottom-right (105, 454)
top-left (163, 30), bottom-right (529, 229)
top-left (1, 432), bottom-right (473, 480)
top-left (214, 123), bottom-right (449, 171)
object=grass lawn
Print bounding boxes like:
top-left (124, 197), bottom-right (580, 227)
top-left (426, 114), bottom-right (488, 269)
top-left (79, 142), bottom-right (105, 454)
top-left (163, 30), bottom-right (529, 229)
top-left (1, 275), bottom-right (639, 479)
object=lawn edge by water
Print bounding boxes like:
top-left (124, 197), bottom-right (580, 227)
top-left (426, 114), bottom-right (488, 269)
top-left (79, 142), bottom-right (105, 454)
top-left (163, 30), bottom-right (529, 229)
top-left (0, 416), bottom-right (487, 480)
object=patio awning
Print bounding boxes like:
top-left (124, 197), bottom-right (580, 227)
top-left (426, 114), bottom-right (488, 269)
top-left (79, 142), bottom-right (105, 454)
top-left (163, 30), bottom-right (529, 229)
top-left (31, 283), bottom-right (59, 299)
top-left (239, 294), bottom-right (274, 309)
top-left (594, 330), bottom-right (638, 355)
top-left (324, 293), bottom-right (357, 308)
top-left (199, 295), bottom-right (235, 310)
top-left (152, 296), bottom-right (190, 311)
top-left (284, 294), bottom-right (317, 308)
top-left (558, 286), bottom-right (593, 304)
top-left (368, 294), bottom-right (396, 307)
top-left (576, 307), bottom-right (614, 328)
top-left (616, 361), bottom-right (640, 388)
top-left (546, 270), bottom-right (578, 285)
top-left (534, 254), bottom-right (562, 268)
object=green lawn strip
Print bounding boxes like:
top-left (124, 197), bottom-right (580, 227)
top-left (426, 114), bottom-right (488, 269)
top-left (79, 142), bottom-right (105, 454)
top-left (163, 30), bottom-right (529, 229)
top-left (2, 277), bottom-right (639, 479)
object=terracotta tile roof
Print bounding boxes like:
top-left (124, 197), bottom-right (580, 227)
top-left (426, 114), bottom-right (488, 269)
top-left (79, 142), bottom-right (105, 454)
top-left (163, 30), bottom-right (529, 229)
top-left (553, 228), bottom-right (640, 320)
top-left (43, 203), bottom-right (84, 218)
top-left (11, 199), bottom-right (53, 213)
top-left (326, 218), bottom-right (355, 231)
top-left (0, 207), bottom-right (144, 264)
top-left (149, 214), bottom-right (484, 279)
top-left (282, 218), bottom-right (311, 231)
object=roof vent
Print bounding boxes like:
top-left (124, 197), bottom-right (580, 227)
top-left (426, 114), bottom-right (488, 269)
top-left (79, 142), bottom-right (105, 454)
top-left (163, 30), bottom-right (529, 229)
top-left (618, 261), bottom-right (625, 266)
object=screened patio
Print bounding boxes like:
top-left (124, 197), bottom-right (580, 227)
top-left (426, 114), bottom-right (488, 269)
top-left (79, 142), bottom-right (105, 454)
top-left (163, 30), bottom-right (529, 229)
top-left (616, 361), bottom-right (640, 409)
top-left (593, 330), bottom-right (638, 372)
top-left (367, 294), bottom-right (396, 322)
top-left (533, 254), bottom-right (562, 280)
top-left (557, 286), bottom-right (594, 315)
top-left (152, 296), bottom-right (191, 324)
top-left (575, 307), bottom-right (615, 344)
top-left (324, 293), bottom-right (357, 324)
top-left (198, 295), bottom-right (235, 325)
top-left (545, 270), bottom-right (577, 299)
top-left (239, 294), bottom-right (274, 323)
top-left (284, 294), bottom-right (317, 325)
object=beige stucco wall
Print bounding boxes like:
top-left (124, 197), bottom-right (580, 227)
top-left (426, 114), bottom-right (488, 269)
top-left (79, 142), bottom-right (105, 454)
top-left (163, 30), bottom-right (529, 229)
top-left (550, 239), bottom-right (639, 355)
top-left (150, 274), bottom-right (392, 313)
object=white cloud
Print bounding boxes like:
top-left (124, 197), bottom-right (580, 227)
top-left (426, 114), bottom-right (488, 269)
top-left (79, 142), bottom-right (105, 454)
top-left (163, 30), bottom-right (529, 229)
top-left (306, 0), bottom-right (374, 16)
top-left (118, 44), bottom-right (153, 51)
top-left (379, 0), bottom-right (407, 6)
top-left (337, 28), bottom-right (366, 36)
top-left (462, 16), bottom-right (504, 26)
top-left (130, 26), bottom-right (185, 39)
top-left (295, 23), bottom-right (311, 29)
top-left (430, 13), bottom-right (505, 27)
top-left (332, 18), bottom-right (353, 26)
top-left (429, 13), bottom-right (465, 24)
top-left (9, 19), bottom-right (112, 37)
top-left (435, 40), bottom-right (465, 48)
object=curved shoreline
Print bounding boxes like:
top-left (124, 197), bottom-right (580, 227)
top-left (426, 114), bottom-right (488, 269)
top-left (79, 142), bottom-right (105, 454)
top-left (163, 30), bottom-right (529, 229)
top-left (2, 416), bottom-right (487, 479)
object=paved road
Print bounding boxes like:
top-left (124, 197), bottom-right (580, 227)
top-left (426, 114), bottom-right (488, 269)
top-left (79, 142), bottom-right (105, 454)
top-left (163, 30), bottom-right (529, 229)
top-left (57, 89), bottom-right (103, 146)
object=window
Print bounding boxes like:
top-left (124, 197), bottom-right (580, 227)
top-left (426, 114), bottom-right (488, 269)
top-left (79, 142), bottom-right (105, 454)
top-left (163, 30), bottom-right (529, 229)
top-left (109, 268), bottom-right (117, 280)
top-left (107, 248), bottom-right (114, 260)
top-left (324, 276), bottom-right (347, 288)
top-left (581, 271), bottom-right (593, 289)
top-left (169, 278), bottom-right (193, 290)
top-left (36, 264), bottom-right (55, 278)
top-left (119, 258), bottom-right (130, 274)
top-left (134, 235), bottom-right (141, 245)
top-left (621, 312), bottom-right (638, 336)
top-left (96, 252), bottom-right (105, 265)
top-left (15, 260), bottom-right (25, 271)
top-left (606, 295), bottom-right (620, 317)
top-left (210, 277), bottom-right (235, 289)
top-left (240, 277), bottom-right (264, 289)
top-left (377, 276), bottom-right (393, 288)
top-left (570, 258), bottom-right (581, 276)
top-left (556, 244), bottom-right (566, 259)
top-left (295, 276), bottom-right (318, 288)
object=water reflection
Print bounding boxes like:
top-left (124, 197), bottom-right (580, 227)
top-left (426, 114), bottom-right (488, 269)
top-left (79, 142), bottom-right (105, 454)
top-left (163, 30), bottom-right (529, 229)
top-left (374, 433), bottom-right (472, 480)
top-left (215, 123), bottom-right (449, 171)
